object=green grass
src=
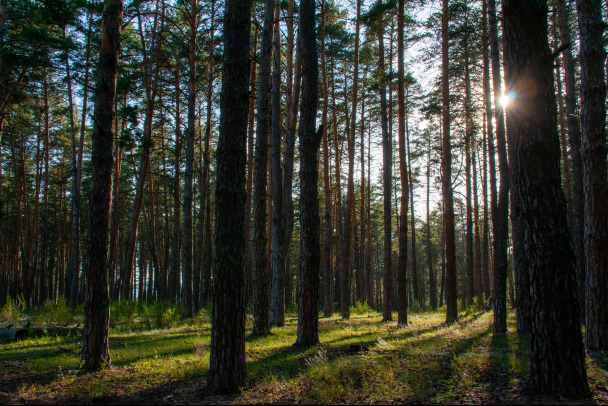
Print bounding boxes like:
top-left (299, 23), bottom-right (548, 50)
top-left (1, 308), bottom-right (607, 404)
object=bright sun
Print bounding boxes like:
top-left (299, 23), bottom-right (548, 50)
top-left (500, 91), bottom-right (515, 107)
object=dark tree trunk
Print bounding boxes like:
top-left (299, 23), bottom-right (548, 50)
top-left (171, 70), bottom-right (182, 304)
top-left (488, 0), bottom-right (509, 334)
top-left (244, 24), bottom-right (258, 306)
top-left (182, 0), bottom-right (198, 318)
top-left (270, 0), bottom-right (286, 327)
top-left (68, 16), bottom-right (92, 308)
top-left (442, 0), bottom-right (457, 324)
top-left (340, 0), bottom-right (360, 321)
top-left (82, 0), bottom-right (123, 371)
top-left (557, 0), bottom-right (585, 310)
top-left (321, 0), bottom-right (333, 318)
top-left (397, 0), bottom-right (409, 326)
top-left (207, 0), bottom-right (251, 393)
top-left (481, 0), bottom-right (495, 302)
top-left (252, 0), bottom-right (275, 336)
top-left (464, 22), bottom-right (474, 308)
top-left (576, 0), bottom-right (608, 350)
top-left (295, 0), bottom-right (320, 347)
top-left (502, 0), bottom-right (590, 397)
top-left (427, 134), bottom-right (436, 311)
top-left (378, 25), bottom-right (392, 323)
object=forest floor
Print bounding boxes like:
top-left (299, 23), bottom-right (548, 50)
top-left (1, 308), bottom-right (607, 404)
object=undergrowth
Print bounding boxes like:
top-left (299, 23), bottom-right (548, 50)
top-left (1, 309), bottom-right (607, 404)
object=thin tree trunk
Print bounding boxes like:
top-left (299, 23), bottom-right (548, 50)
top-left (252, 0), bottom-right (275, 336)
top-left (182, 0), bottom-right (198, 317)
top-left (488, 0), bottom-right (509, 333)
top-left (557, 0), bottom-right (585, 310)
top-left (397, 0), bottom-right (409, 326)
top-left (321, 0), bottom-right (333, 318)
top-left (68, 16), bottom-right (91, 307)
top-left (379, 25), bottom-right (393, 323)
top-left (464, 19), bottom-right (474, 308)
top-left (442, 0), bottom-right (457, 324)
top-left (171, 70), bottom-right (182, 304)
top-left (270, 0), bottom-right (286, 327)
top-left (482, 0), bottom-right (494, 302)
top-left (340, 0), bottom-right (361, 320)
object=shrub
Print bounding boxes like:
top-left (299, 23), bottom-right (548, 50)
top-left (0, 295), bottom-right (25, 325)
top-left (110, 301), bottom-right (138, 331)
top-left (351, 301), bottom-right (370, 315)
top-left (38, 297), bottom-right (74, 326)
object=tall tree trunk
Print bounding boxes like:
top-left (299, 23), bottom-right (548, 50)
top-left (488, 0), bottom-right (509, 333)
top-left (122, 5), bottom-right (164, 300)
top-left (321, 0), bottom-right (333, 318)
top-left (252, 0), bottom-right (275, 336)
top-left (481, 0), bottom-right (494, 302)
top-left (557, 0), bottom-right (585, 310)
top-left (197, 0), bottom-right (216, 311)
top-left (282, 0), bottom-right (297, 309)
top-left (207, 0), bottom-right (251, 392)
top-left (357, 90), bottom-right (366, 304)
top-left (330, 53), bottom-right (342, 311)
top-left (69, 15), bottom-right (92, 308)
top-left (82, 0), bottom-right (123, 371)
top-left (502, 0), bottom-right (590, 396)
top-left (427, 134), bottom-right (437, 310)
top-left (397, 0), bottom-right (409, 325)
top-left (379, 25), bottom-right (393, 323)
top-left (340, 0), bottom-right (361, 320)
top-left (244, 20), bottom-right (258, 308)
top-left (182, 0), bottom-right (198, 317)
top-left (464, 20), bottom-right (474, 308)
top-left (39, 76), bottom-right (50, 304)
top-left (295, 0), bottom-right (320, 347)
top-left (576, 0), bottom-right (608, 350)
top-left (442, 0), bottom-right (457, 324)
top-left (270, 0), bottom-right (286, 327)
top-left (171, 70), bottom-right (182, 304)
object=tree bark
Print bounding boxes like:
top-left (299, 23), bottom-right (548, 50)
top-left (481, 0), bottom-right (494, 302)
top-left (576, 0), bottom-right (608, 351)
top-left (321, 0), bottom-right (333, 318)
top-left (379, 25), bottom-right (393, 323)
top-left (488, 0), bottom-right (509, 333)
top-left (340, 0), bottom-right (361, 320)
top-left (502, 0), bottom-right (590, 396)
top-left (270, 0), bottom-right (286, 327)
top-left (442, 0), bottom-right (457, 324)
top-left (182, 0), bottom-right (198, 317)
top-left (557, 0), bottom-right (585, 310)
top-left (252, 0), bottom-right (275, 336)
top-left (397, 0), bottom-right (409, 325)
top-left (295, 0), bottom-right (320, 347)
top-left (207, 0), bottom-right (251, 392)
top-left (82, 0), bottom-right (122, 371)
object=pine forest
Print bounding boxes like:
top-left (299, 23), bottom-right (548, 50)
top-left (0, 0), bottom-right (607, 403)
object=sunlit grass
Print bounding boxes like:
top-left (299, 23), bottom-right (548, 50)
top-left (2, 308), bottom-right (607, 403)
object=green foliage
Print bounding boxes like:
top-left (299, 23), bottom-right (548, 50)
top-left (34, 298), bottom-right (74, 327)
top-left (0, 295), bottom-right (26, 325)
top-left (110, 301), bottom-right (138, 331)
top-left (110, 301), bottom-right (185, 331)
top-left (350, 301), bottom-right (371, 315)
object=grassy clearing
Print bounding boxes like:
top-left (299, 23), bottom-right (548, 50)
top-left (1, 309), bottom-right (608, 404)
